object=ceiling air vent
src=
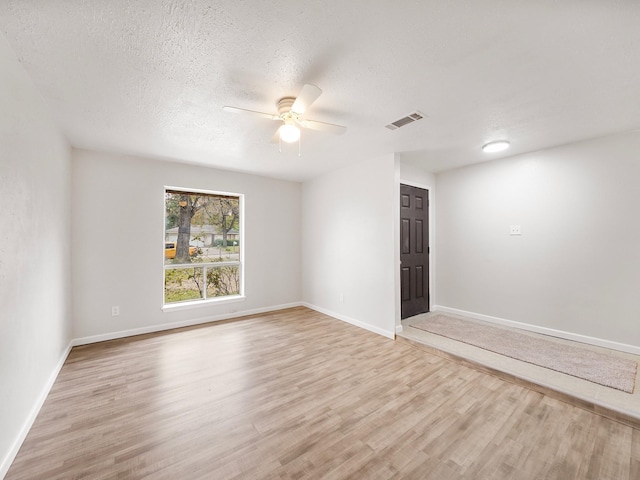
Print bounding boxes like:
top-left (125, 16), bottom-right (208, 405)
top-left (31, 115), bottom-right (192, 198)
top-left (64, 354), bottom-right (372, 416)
top-left (385, 111), bottom-right (425, 130)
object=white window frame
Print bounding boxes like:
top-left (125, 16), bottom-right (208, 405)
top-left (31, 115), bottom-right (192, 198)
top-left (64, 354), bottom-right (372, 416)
top-left (162, 186), bottom-right (245, 310)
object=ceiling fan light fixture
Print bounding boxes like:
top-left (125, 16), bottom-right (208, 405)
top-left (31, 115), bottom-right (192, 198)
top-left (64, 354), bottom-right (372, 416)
top-left (482, 140), bottom-right (510, 153)
top-left (280, 123), bottom-right (301, 143)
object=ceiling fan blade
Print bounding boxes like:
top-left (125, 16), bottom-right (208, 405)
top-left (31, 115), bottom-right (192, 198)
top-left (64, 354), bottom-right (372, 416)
top-left (299, 119), bottom-right (347, 135)
top-left (291, 84), bottom-right (322, 115)
top-left (223, 106), bottom-right (280, 120)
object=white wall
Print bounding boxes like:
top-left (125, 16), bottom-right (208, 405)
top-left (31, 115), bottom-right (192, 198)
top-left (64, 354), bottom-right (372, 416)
top-left (435, 132), bottom-right (640, 350)
top-left (399, 161), bottom-right (436, 189)
top-left (302, 154), bottom-right (397, 338)
top-left (0, 35), bottom-right (71, 477)
top-left (71, 149), bottom-right (301, 340)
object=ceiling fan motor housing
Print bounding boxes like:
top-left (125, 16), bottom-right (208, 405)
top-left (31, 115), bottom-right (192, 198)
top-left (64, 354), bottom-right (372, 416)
top-left (277, 97), bottom-right (296, 116)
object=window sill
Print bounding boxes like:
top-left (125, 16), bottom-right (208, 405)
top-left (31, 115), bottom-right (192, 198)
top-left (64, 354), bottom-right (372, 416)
top-left (162, 295), bottom-right (246, 312)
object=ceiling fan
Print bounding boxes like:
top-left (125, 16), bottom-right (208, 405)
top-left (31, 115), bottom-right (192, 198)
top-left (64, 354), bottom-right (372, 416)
top-left (223, 84), bottom-right (346, 144)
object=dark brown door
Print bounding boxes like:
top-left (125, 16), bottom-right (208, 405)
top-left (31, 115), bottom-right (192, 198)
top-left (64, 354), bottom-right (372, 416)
top-left (400, 184), bottom-right (429, 319)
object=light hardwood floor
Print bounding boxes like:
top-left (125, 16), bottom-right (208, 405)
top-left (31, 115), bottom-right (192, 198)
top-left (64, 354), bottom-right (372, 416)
top-left (6, 307), bottom-right (640, 479)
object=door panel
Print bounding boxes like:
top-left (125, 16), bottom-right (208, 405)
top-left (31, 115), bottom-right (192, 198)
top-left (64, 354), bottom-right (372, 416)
top-left (416, 219), bottom-right (424, 253)
top-left (401, 219), bottom-right (410, 254)
top-left (400, 184), bottom-right (429, 319)
top-left (401, 267), bottom-right (411, 301)
top-left (415, 265), bottom-right (424, 298)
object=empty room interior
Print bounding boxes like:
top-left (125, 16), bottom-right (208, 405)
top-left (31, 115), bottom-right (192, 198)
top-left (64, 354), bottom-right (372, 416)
top-left (2, 1), bottom-right (640, 479)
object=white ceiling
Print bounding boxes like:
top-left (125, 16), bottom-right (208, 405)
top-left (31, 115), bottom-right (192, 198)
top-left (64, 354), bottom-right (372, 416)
top-left (2, 1), bottom-right (640, 181)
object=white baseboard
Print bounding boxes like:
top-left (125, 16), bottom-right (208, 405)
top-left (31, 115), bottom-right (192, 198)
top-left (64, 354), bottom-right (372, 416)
top-left (1, 341), bottom-right (72, 480)
top-left (302, 303), bottom-right (395, 339)
top-left (433, 305), bottom-right (640, 356)
top-left (395, 324), bottom-right (403, 334)
top-left (72, 302), bottom-right (304, 346)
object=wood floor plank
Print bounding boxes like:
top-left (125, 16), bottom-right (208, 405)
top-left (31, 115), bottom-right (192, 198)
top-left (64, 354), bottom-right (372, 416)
top-left (5, 306), bottom-right (640, 479)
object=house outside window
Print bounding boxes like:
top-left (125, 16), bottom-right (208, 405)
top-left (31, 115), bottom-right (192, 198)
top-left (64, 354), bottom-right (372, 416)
top-left (164, 187), bottom-right (243, 305)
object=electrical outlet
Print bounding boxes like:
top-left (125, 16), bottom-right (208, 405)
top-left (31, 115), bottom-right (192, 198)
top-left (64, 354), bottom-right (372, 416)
top-left (111, 306), bottom-right (120, 316)
top-left (509, 225), bottom-right (522, 236)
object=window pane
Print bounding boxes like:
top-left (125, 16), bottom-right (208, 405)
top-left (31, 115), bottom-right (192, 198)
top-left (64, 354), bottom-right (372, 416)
top-left (206, 265), bottom-right (240, 298)
top-left (164, 267), bottom-right (204, 304)
top-left (165, 192), bottom-right (240, 266)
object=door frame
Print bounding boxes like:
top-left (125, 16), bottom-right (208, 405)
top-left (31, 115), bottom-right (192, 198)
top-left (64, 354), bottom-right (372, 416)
top-left (395, 179), bottom-right (434, 334)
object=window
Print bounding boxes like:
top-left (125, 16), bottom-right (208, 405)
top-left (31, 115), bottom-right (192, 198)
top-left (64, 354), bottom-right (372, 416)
top-left (164, 187), bottom-right (243, 305)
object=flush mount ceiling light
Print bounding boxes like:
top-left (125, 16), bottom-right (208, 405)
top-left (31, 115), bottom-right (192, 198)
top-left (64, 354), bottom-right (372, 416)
top-left (482, 140), bottom-right (510, 153)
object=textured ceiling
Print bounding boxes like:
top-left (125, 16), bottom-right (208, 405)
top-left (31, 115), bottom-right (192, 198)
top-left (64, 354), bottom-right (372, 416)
top-left (1, 1), bottom-right (640, 181)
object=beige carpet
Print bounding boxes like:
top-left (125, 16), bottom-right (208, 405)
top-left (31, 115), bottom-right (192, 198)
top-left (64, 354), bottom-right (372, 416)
top-left (411, 315), bottom-right (637, 393)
